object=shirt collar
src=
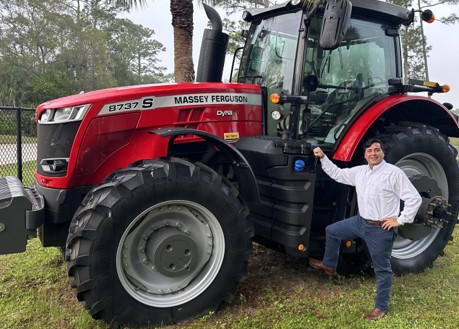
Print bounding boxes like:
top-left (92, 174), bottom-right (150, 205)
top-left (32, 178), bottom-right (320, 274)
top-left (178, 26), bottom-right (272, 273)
top-left (367, 159), bottom-right (386, 172)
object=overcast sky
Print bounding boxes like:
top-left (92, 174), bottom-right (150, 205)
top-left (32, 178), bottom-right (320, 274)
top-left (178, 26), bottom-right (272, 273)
top-left (125, 1), bottom-right (459, 109)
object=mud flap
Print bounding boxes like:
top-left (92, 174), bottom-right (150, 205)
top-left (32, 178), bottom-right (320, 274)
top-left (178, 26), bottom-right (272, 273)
top-left (0, 176), bottom-right (44, 254)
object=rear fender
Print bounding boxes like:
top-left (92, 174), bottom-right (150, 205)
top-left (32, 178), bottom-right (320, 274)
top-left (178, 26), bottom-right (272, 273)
top-left (150, 127), bottom-right (260, 204)
top-left (333, 95), bottom-right (459, 162)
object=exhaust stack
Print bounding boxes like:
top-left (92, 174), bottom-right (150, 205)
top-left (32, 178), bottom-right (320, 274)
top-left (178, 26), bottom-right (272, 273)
top-left (196, 4), bottom-right (229, 82)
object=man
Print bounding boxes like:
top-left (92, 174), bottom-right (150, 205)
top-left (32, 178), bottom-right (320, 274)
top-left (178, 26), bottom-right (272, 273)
top-left (309, 139), bottom-right (422, 321)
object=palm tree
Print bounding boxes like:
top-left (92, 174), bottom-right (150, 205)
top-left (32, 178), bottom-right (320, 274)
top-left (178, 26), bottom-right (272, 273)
top-left (116, 0), bottom-right (214, 82)
top-left (170, 0), bottom-right (195, 82)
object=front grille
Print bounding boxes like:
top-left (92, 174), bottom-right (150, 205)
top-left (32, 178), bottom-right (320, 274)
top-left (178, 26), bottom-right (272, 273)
top-left (37, 122), bottom-right (80, 176)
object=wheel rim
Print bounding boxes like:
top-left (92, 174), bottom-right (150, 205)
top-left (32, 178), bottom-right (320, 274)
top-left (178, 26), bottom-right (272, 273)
top-left (116, 200), bottom-right (225, 307)
top-left (392, 152), bottom-right (448, 259)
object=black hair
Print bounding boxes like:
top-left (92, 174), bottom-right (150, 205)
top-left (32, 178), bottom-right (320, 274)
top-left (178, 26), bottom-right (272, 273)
top-left (363, 138), bottom-right (385, 152)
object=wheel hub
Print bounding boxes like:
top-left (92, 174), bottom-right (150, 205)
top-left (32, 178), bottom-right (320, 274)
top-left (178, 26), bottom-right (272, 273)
top-left (398, 175), bottom-right (442, 241)
top-left (145, 228), bottom-right (198, 277)
top-left (119, 203), bottom-right (217, 296)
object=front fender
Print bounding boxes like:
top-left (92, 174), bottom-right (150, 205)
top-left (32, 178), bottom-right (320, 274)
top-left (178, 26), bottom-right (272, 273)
top-left (150, 127), bottom-right (260, 204)
top-left (334, 94), bottom-right (459, 162)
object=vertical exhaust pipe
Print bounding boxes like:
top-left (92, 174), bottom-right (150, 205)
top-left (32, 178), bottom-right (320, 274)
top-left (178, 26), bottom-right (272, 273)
top-left (196, 4), bottom-right (229, 82)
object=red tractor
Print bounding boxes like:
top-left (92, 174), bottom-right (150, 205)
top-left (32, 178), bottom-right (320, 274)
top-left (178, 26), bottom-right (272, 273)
top-left (1, 0), bottom-right (458, 326)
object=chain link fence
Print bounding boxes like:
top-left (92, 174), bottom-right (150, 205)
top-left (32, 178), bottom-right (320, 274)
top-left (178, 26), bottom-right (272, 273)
top-left (0, 106), bottom-right (37, 186)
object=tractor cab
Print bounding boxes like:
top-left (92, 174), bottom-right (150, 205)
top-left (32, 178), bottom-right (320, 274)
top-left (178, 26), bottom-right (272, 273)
top-left (237, 0), bottom-right (407, 143)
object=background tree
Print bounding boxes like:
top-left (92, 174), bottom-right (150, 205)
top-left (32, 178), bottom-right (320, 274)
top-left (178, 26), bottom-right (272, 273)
top-left (389, 0), bottom-right (459, 80)
top-left (415, 0), bottom-right (459, 80)
top-left (115, 0), bottom-right (237, 83)
top-left (212, 0), bottom-right (271, 55)
top-left (107, 18), bottom-right (171, 84)
top-left (115, 0), bottom-right (196, 82)
top-left (0, 0), bottom-right (69, 105)
top-left (0, 0), bottom-right (168, 106)
top-left (211, 0), bottom-right (269, 15)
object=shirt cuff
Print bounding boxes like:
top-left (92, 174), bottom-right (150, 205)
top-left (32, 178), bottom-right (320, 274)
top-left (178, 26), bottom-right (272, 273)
top-left (396, 215), bottom-right (412, 226)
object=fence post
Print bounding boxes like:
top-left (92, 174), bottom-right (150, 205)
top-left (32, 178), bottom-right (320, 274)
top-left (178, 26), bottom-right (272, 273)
top-left (16, 107), bottom-right (23, 182)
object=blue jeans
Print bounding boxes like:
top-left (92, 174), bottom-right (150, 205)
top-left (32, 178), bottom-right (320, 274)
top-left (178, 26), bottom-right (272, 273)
top-left (322, 214), bottom-right (396, 311)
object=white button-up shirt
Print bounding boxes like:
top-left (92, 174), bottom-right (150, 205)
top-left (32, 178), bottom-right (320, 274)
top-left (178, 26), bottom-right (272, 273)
top-left (320, 156), bottom-right (422, 225)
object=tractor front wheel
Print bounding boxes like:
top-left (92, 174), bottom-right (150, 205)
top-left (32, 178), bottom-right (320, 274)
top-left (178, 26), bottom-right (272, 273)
top-left (66, 158), bottom-right (253, 327)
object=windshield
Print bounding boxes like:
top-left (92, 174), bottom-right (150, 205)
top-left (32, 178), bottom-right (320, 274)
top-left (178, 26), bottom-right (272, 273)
top-left (238, 11), bottom-right (302, 93)
top-left (305, 17), bottom-right (397, 143)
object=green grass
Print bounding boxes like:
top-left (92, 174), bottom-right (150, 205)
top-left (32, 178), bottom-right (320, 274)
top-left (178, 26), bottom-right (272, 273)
top-left (1, 232), bottom-right (459, 329)
top-left (0, 136), bottom-right (37, 186)
top-left (0, 135), bottom-right (37, 144)
top-left (0, 240), bottom-right (107, 329)
top-left (0, 135), bottom-right (19, 144)
top-left (169, 234), bottom-right (459, 329)
top-left (451, 137), bottom-right (459, 151)
top-left (0, 161), bottom-right (36, 186)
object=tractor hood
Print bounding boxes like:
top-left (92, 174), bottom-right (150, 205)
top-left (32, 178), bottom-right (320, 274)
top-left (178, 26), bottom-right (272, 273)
top-left (34, 81), bottom-right (264, 189)
top-left (36, 82), bottom-right (262, 119)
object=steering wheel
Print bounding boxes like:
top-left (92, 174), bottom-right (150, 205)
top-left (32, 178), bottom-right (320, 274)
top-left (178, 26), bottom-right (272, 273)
top-left (323, 73), bottom-right (363, 105)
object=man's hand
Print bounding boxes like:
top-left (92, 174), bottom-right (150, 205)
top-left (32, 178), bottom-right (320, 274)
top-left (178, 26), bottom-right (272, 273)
top-left (381, 217), bottom-right (400, 230)
top-left (313, 147), bottom-right (325, 159)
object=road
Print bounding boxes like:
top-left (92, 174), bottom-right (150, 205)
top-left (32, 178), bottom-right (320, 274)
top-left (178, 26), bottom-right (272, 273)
top-left (0, 143), bottom-right (37, 165)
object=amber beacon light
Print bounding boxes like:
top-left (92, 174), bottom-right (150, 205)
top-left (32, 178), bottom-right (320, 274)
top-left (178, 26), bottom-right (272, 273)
top-left (421, 9), bottom-right (435, 23)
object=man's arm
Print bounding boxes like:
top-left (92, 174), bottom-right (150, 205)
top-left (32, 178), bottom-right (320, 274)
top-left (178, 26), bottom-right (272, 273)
top-left (395, 170), bottom-right (422, 225)
top-left (381, 170), bottom-right (422, 230)
top-left (313, 147), bottom-right (357, 186)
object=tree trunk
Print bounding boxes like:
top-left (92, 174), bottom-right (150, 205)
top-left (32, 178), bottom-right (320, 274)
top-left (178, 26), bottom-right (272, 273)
top-left (170, 0), bottom-right (195, 82)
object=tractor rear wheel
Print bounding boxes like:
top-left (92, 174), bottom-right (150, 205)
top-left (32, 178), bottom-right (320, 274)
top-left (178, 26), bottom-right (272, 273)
top-left (379, 122), bottom-right (459, 274)
top-left (66, 158), bottom-right (253, 327)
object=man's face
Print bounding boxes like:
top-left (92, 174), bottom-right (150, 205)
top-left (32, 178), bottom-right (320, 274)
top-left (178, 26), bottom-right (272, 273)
top-left (364, 142), bottom-right (384, 168)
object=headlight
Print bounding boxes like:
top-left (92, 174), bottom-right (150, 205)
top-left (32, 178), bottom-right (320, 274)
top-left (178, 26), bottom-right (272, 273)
top-left (40, 109), bottom-right (53, 122)
top-left (271, 110), bottom-right (283, 121)
top-left (53, 107), bottom-right (73, 122)
top-left (39, 104), bottom-right (90, 123)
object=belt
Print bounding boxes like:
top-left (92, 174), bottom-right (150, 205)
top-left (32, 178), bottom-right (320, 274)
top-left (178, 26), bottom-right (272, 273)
top-left (363, 218), bottom-right (383, 226)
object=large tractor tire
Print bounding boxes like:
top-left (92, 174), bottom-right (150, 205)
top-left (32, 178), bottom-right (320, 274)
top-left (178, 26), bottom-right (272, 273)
top-left (66, 158), bottom-right (253, 327)
top-left (378, 122), bottom-right (459, 275)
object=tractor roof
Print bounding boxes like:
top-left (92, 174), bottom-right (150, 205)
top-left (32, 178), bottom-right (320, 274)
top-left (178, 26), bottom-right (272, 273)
top-left (244, 0), bottom-right (412, 26)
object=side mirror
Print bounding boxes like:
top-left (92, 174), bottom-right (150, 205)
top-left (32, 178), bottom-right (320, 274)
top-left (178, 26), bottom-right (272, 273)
top-left (319, 0), bottom-right (352, 50)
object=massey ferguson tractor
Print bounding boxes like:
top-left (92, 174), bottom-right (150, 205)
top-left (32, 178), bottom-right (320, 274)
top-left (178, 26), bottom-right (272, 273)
top-left (1, 0), bottom-right (458, 326)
